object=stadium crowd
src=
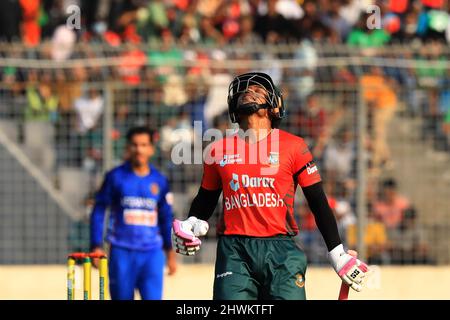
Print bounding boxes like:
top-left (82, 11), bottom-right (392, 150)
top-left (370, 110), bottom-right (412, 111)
top-left (0, 0), bottom-right (449, 46)
top-left (1, 0), bottom-right (448, 265)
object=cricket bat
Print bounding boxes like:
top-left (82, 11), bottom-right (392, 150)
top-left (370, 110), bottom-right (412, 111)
top-left (338, 282), bottom-right (349, 300)
top-left (338, 249), bottom-right (358, 300)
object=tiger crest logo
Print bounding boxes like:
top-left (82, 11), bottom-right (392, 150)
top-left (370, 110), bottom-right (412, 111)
top-left (268, 152), bottom-right (279, 167)
top-left (295, 273), bottom-right (305, 288)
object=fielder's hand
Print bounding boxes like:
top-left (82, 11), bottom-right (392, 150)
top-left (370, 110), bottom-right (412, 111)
top-left (91, 247), bottom-right (106, 269)
top-left (171, 216), bottom-right (209, 256)
top-left (328, 244), bottom-right (369, 292)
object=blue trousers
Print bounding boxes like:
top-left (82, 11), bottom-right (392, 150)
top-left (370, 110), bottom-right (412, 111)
top-left (109, 245), bottom-right (165, 300)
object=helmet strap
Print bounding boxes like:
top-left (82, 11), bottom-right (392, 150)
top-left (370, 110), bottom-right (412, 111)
top-left (236, 102), bottom-right (269, 115)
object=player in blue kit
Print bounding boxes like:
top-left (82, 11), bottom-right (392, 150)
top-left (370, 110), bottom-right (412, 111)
top-left (90, 126), bottom-right (177, 300)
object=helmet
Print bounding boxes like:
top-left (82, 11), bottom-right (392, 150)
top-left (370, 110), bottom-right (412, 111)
top-left (227, 72), bottom-right (286, 128)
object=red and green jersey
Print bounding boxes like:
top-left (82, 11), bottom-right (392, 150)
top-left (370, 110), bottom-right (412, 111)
top-left (202, 129), bottom-right (321, 237)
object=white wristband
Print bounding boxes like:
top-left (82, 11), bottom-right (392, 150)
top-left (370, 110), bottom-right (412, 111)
top-left (328, 244), bottom-right (345, 270)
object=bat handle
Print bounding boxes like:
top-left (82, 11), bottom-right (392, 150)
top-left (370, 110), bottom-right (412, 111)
top-left (339, 249), bottom-right (357, 300)
top-left (338, 281), bottom-right (350, 300)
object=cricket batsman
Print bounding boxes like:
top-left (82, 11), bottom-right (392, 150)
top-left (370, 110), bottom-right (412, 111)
top-left (172, 72), bottom-right (368, 299)
top-left (90, 126), bottom-right (176, 300)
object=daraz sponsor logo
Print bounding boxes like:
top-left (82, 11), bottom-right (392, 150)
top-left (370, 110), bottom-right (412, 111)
top-left (307, 165), bottom-right (318, 175)
top-left (229, 174), bottom-right (275, 191)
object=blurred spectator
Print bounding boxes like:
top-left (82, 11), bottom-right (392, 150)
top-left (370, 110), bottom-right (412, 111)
top-left (41, 0), bottom-right (74, 39)
top-left (347, 14), bottom-right (391, 47)
top-left (145, 85), bottom-right (180, 129)
top-left (339, 0), bottom-right (365, 27)
top-left (19, 0), bottom-right (41, 47)
top-left (273, 0), bottom-right (304, 20)
top-left (233, 15), bottom-right (262, 44)
top-left (323, 127), bottom-right (355, 182)
top-left (347, 206), bottom-right (389, 265)
top-left (373, 178), bottom-right (412, 230)
top-left (80, 0), bottom-right (102, 35)
top-left (415, 42), bottom-right (447, 149)
top-left (197, 0), bottom-right (224, 18)
top-left (406, 8), bottom-right (420, 37)
top-left (257, 51), bottom-right (283, 87)
top-left (204, 50), bottom-right (233, 129)
top-left (51, 25), bottom-right (76, 61)
top-left (0, 0), bottom-right (21, 42)
top-left (254, 0), bottom-right (290, 42)
top-left (389, 207), bottom-right (433, 264)
top-left (361, 66), bottom-right (398, 175)
top-left (291, 40), bottom-right (317, 100)
top-left (213, 0), bottom-right (252, 41)
top-left (163, 74), bottom-right (188, 107)
top-left (324, 180), bottom-right (355, 246)
top-left (200, 17), bottom-right (221, 43)
top-left (319, 1), bottom-right (352, 42)
top-left (148, 30), bottom-right (183, 83)
top-left (447, 17), bottom-right (450, 43)
top-left (108, 0), bottom-right (141, 36)
top-left (292, 0), bottom-right (324, 42)
top-left (1, 61), bottom-right (24, 104)
top-left (25, 70), bottom-right (58, 122)
top-left (112, 103), bottom-right (132, 161)
top-left (54, 67), bottom-right (84, 114)
top-left (118, 43), bottom-right (146, 86)
top-left (442, 95), bottom-right (450, 146)
top-left (184, 49), bottom-right (211, 79)
top-left (415, 42), bottom-right (446, 88)
top-left (74, 88), bottom-right (104, 134)
top-left (417, 6), bottom-right (448, 42)
top-left (135, 0), bottom-right (170, 41)
top-left (431, 74), bottom-right (450, 152)
top-left (296, 199), bottom-right (327, 265)
top-left (182, 74), bottom-right (208, 134)
top-left (294, 93), bottom-right (329, 157)
top-left (177, 1), bottom-right (202, 44)
top-left (333, 183), bottom-right (356, 247)
top-left (422, 0), bottom-right (445, 9)
top-left (160, 110), bottom-right (194, 156)
top-left (212, 111), bottom-right (231, 135)
top-left (70, 87), bottom-right (104, 170)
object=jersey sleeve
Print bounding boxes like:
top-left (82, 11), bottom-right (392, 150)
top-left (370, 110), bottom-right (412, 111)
top-left (201, 143), bottom-right (222, 190)
top-left (201, 162), bottom-right (221, 190)
top-left (157, 178), bottom-right (174, 250)
top-left (292, 138), bottom-right (322, 188)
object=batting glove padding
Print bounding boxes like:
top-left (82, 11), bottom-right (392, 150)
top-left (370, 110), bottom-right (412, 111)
top-left (171, 217), bottom-right (209, 256)
top-left (328, 244), bottom-right (369, 292)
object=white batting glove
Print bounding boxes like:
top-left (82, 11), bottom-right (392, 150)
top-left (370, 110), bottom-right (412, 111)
top-left (328, 244), bottom-right (369, 292)
top-left (171, 216), bottom-right (209, 256)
